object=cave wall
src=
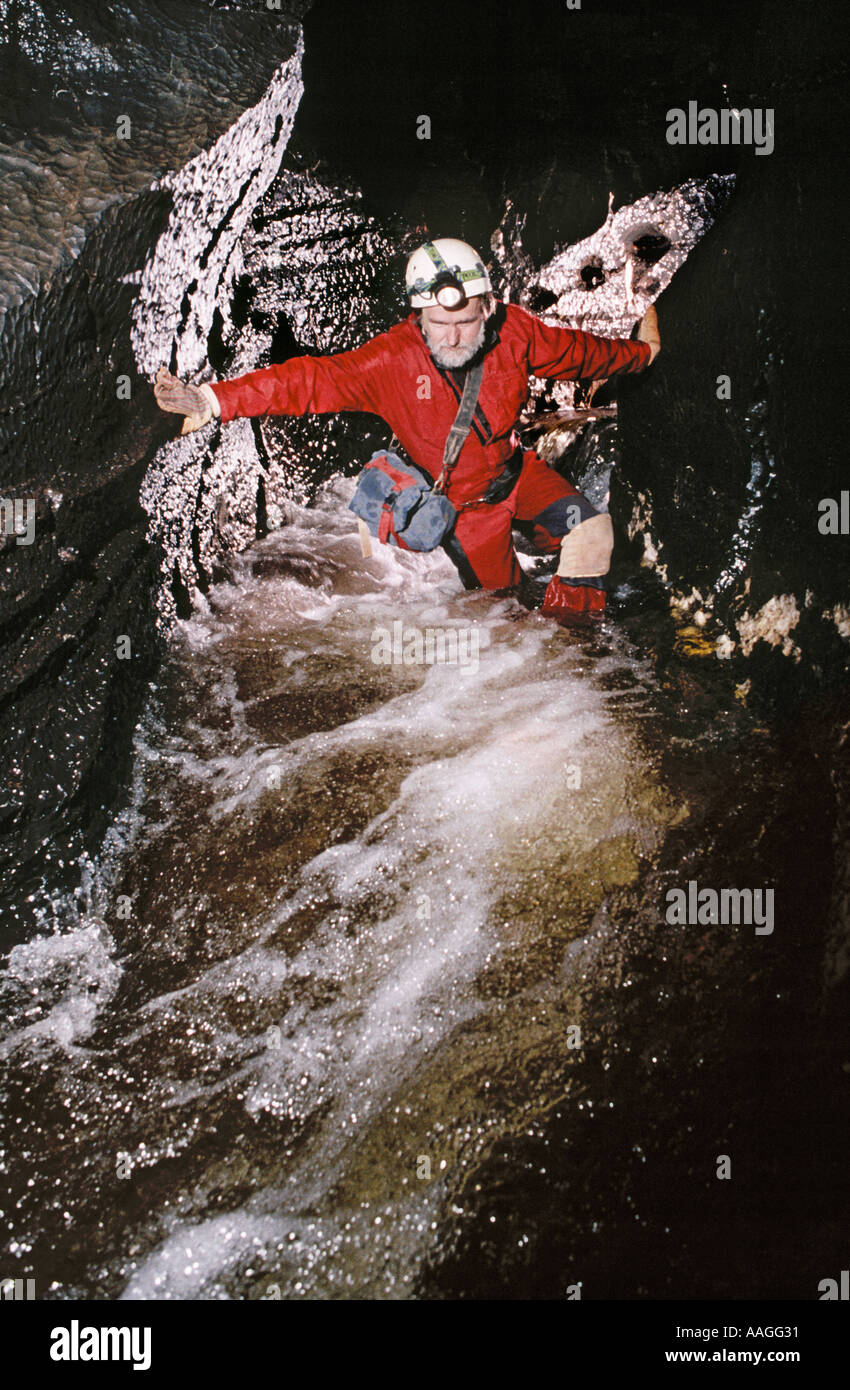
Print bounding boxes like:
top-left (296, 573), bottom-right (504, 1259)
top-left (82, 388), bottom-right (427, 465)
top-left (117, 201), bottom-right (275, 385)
top-left (137, 161), bottom-right (398, 629)
top-left (0, 1), bottom-right (309, 935)
top-left (614, 0), bottom-right (849, 691)
top-left (607, 0), bottom-right (850, 995)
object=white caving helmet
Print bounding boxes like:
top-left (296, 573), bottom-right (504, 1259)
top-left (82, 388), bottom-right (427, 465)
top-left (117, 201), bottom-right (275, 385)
top-left (405, 237), bottom-right (491, 309)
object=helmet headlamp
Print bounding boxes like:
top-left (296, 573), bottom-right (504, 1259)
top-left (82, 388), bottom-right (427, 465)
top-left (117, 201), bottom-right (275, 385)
top-left (430, 273), bottom-right (467, 309)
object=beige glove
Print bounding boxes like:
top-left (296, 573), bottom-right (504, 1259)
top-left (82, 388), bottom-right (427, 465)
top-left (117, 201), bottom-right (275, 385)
top-left (637, 305), bottom-right (660, 363)
top-left (154, 367), bottom-right (220, 433)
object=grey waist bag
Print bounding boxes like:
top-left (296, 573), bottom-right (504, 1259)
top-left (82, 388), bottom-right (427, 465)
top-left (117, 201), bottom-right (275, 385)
top-left (348, 359), bottom-right (483, 552)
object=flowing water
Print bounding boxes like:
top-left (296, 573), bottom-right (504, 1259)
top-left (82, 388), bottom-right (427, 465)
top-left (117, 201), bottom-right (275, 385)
top-left (0, 477), bottom-right (693, 1299)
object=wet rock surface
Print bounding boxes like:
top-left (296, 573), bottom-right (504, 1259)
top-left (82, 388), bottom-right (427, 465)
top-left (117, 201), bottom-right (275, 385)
top-left (138, 162), bottom-right (397, 630)
top-left (0, 1), bottom-right (308, 933)
top-left (614, 0), bottom-right (850, 687)
top-left (0, 0), bottom-right (308, 328)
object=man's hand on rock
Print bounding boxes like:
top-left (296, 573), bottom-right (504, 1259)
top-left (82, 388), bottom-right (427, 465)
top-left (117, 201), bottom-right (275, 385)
top-left (637, 305), bottom-right (660, 364)
top-left (154, 367), bottom-right (214, 434)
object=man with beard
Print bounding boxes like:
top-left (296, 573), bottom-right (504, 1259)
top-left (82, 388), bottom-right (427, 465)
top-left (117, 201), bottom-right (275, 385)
top-left (155, 237), bottom-right (659, 623)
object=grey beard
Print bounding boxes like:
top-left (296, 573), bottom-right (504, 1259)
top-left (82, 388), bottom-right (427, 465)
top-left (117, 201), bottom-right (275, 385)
top-left (422, 319), bottom-right (486, 369)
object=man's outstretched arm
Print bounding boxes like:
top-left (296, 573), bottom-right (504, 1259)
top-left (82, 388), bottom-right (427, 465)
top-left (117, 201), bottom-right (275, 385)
top-left (154, 333), bottom-right (393, 433)
top-left (521, 302), bottom-right (660, 380)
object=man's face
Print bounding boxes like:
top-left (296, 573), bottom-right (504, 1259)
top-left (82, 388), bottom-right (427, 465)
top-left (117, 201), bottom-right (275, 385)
top-left (419, 298), bottom-right (487, 369)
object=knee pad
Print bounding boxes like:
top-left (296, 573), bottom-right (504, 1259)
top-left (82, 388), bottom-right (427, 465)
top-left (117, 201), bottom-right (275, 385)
top-left (556, 512), bottom-right (614, 578)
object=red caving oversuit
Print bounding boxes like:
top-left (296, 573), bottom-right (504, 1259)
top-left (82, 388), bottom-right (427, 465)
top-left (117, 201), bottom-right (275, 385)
top-left (209, 300), bottom-right (651, 618)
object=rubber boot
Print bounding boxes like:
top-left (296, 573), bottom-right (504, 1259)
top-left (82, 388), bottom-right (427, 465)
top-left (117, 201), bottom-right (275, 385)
top-left (541, 575), bottom-right (606, 626)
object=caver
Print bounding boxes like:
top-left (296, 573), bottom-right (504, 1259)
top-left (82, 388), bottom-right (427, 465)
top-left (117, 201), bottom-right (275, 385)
top-left (155, 237), bottom-right (660, 625)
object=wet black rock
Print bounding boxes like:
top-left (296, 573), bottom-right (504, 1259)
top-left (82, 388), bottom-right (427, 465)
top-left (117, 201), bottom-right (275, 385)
top-left (614, 0), bottom-right (850, 692)
top-left (0, 0), bottom-right (309, 935)
top-left (0, 0), bottom-right (309, 330)
top-left (136, 160), bottom-right (398, 630)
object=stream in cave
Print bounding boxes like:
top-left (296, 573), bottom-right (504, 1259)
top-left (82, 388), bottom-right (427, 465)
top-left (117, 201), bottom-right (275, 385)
top-left (1, 477), bottom-right (838, 1299)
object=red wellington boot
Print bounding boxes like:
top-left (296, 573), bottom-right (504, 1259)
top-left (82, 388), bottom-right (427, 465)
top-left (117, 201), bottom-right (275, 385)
top-left (541, 575), bottom-right (606, 627)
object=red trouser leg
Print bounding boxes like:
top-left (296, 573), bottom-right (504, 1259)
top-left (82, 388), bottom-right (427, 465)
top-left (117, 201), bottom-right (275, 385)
top-left (513, 452), bottom-right (608, 625)
top-left (450, 450), bottom-right (584, 589)
top-left (451, 499), bottom-right (521, 590)
top-left (447, 453), bottom-right (608, 625)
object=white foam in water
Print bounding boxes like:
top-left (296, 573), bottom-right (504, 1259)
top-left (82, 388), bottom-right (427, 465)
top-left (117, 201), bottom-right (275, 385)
top-left (120, 1211), bottom-right (295, 1301)
top-left (0, 920), bottom-right (122, 1053)
top-left (114, 491), bottom-right (656, 1296)
top-left (5, 473), bottom-right (666, 1299)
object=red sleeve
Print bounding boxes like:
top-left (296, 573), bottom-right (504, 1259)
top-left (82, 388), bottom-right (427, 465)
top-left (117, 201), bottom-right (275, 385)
top-left (519, 305), bottom-right (651, 380)
top-left (209, 331), bottom-right (393, 423)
